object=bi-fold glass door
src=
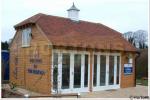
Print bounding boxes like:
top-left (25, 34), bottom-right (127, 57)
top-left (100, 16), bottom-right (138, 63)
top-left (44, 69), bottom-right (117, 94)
top-left (74, 54), bottom-right (81, 88)
top-left (62, 53), bottom-right (70, 89)
top-left (52, 50), bottom-right (90, 94)
top-left (93, 53), bottom-right (121, 91)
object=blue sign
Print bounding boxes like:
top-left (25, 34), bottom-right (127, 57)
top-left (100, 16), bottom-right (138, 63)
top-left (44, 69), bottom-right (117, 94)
top-left (28, 69), bottom-right (45, 75)
top-left (124, 64), bottom-right (132, 75)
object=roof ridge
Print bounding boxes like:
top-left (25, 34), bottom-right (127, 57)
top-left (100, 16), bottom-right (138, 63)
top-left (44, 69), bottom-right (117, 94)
top-left (40, 13), bottom-right (105, 25)
top-left (96, 23), bottom-right (122, 35)
top-left (15, 13), bottom-right (121, 32)
top-left (43, 14), bottom-right (121, 33)
top-left (34, 13), bottom-right (46, 23)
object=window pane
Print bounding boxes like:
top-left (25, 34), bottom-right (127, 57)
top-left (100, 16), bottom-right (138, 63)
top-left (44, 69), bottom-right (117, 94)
top-left (84, 55), bottom-right (88, 87)
top-left (24, 30), bottom-right (28, 45)
top-left (100, 55), bottom-right (106, 86)
top-left (53, 53), bottom-right (58, 90)
top-left (109, 56), bottom-right (114, 85)
top-left (22, 30), bottom-right (26, 45)
top-left (22, 28), bottom-right (31, 46)
top-left (27, 28), bottom-right (31, 45)
top-left (74, 54), bottom-right (81, 88)
top-left (93, 55), bottom-right (97, 86)
top-left (27, 32), bottom-right (30, 45)
top-left (62, 53), bottom-right (70, 89)
top-left (117, 56), bottom-right (120, 84)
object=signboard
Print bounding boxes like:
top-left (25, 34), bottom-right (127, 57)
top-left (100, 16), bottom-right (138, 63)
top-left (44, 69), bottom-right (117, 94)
top-left (28, 68), bottom-right (45, 75)
top-left (29, 46), bottom-right (42, 68)
top-left (124, 64), bottom-right (132, 75)
top-left (28, 46), bottom-right (44, 75)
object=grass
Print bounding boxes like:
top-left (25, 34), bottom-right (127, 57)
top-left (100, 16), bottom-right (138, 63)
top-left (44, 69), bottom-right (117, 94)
top-left (136, 79), bottom-right (148, 86)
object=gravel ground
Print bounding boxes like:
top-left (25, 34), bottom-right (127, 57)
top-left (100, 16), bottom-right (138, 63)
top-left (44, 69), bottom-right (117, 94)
top-left (80, 85), bottom-right (148, 98)
top-left (2, 89), bottom-right (23, 98)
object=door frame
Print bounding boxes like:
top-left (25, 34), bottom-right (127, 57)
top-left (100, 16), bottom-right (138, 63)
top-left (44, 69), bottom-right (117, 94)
top-left (51, 49), bottom-right (90, 94)
top-left (92, 52), bottom-right (121, 91)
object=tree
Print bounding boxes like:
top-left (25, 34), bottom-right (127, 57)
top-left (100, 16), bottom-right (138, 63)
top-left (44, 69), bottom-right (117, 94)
top-left (123, 30), bottom-right (148, 49)
top-left (1, 41), bottom-right (9, 50)
top-left (134, 30), bottom-right (148, 49)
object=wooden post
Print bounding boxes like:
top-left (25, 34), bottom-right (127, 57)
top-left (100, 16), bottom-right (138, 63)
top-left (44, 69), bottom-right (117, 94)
top-left (48, 46), bottom-right (52, 95)
top-left (24, 48), bottom-right (26, 88)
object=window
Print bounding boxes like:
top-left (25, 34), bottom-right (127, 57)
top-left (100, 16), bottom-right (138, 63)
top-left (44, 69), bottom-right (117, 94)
top-left (22, 28), bottom-right (31, 47)
top-left (128, 54), bottom-right (132, 64)
top-left (128, 58), bottom-right (132, 64)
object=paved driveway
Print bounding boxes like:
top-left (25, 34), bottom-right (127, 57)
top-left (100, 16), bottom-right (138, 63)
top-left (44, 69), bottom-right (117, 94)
top-left (2, 84), bottom-right (148, 98)
top-left (80, 85), bottom-right (148, 98)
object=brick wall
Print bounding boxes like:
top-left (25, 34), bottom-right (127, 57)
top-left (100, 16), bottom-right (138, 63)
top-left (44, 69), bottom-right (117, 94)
top-left (120, 52), bottom-right (136, 88)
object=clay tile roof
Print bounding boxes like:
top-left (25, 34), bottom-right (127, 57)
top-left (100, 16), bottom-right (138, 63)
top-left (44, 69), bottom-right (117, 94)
top-left (14, 13), bottom-right (137, 52)
top-left (14, 13), bottom-right (45, 29)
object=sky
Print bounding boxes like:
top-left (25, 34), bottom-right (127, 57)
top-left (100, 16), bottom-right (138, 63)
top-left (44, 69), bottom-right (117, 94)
top-left (1, 0), bottom-right (149, 42)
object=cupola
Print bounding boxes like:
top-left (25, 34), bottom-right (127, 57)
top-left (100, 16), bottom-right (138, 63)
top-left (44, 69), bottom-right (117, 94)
top-left (67, 3), bottom-right (80, 21)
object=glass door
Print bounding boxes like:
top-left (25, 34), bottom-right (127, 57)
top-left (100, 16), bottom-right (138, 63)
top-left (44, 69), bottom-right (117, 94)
top-left (93, 54), bottom-right (107, 90)
top-left (93, 53), bottom-right (121, 91)
top-left (109, 55), bottom-right (114, 85)
top-left (53, 53), bottom-right (58, 92)
top-left (100, 55), bottom-right (106, 86)
top-left (116, 56), bottom-right (120, 84)
top-left (52, 51), bottom-right (90, 94)
top-left (108, 55), bottom-right (120, 87)
top-left (84, 55), bottom-right (89, 87)
top-left (74, 54), bottom-right (81, 88)
top-left (61, 53), bottom-right (70, 89)
top-left (93, 55), bottom-right (97, 86)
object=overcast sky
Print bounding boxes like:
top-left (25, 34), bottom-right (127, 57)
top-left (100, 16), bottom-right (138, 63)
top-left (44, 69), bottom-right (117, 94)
top-left (1, 0), bottom-right (149, 42)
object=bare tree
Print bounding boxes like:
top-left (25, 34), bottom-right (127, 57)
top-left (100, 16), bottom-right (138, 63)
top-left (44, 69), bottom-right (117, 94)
top-left (123, 31), bottom-right (136, 47)
top-left (134, 30), bottom-right (148, 49)
top-left (123, 30), bottom-right (148, 49)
